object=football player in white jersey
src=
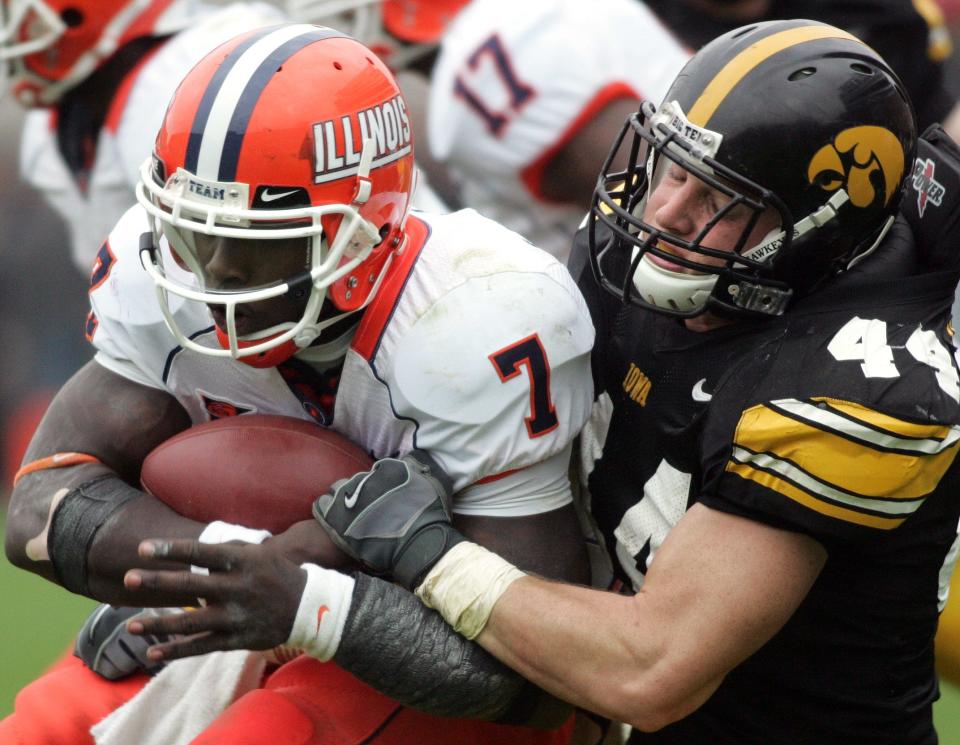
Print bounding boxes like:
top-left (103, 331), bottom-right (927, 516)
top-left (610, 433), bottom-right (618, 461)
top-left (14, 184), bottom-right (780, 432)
top-left (2, 0), bottom-right (289, 274)
top-left (2, 26), bottom-right (593, 745)
top-left (426, 0), bottom-right (690, 262)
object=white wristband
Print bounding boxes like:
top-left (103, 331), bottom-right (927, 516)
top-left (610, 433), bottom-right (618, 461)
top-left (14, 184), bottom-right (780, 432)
top-left (284, 563), bottom-right (355, 662)
top-left (198, 520), bottom-right (273, 546)
top-left (415, 542), bottom-right (525, 640)
top-left (192, 521), bottom-right (273, 577)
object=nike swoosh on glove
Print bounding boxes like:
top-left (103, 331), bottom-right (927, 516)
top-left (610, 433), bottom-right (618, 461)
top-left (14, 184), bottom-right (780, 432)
top-left (312, 450), bottom-right (465, 590)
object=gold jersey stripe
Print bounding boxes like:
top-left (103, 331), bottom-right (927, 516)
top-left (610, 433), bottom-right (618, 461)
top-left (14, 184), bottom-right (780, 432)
top-left (810, 397), bottom-right (957, 442)
top-left (687, 25), bottom-right (859, 127)
top-left (734, 403), bottom-right (960, 499)
top-left (725, 459), bottom-right (907, 530)
top-left (730, 445), bottom-right (921, 516)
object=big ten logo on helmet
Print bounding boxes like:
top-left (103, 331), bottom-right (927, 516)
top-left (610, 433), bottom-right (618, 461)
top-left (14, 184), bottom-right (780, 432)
top-left (312, 95), bottom-right (412, 184)
top-left (656, 101), bottom-right (722, 159)
top-left (807, 126), bottom-right (905, 209)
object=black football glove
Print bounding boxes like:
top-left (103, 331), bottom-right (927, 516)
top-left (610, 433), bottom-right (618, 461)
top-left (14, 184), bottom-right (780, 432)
top-left (312, 450), bottom-right (466, 590)
top-left (75, 604), bottom-right (182, 680)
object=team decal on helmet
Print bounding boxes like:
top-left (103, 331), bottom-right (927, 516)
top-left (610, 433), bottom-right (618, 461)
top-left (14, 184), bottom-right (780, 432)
top-left (656, 101), bottom-right (722, 160)
top-left (807, 127), bottom-right (906, 209)
top-left (312, 94), bottom-right (412, 184)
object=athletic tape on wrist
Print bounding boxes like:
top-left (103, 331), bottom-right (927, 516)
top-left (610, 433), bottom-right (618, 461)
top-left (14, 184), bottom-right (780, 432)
top-left (415, 541), bottom-right (526, 639)
top-left (192, 521), bottom-right (272, 576)
top-left (48, 475), bottom-right (142, 596)
top-left (284, 563), bottom-right (355, 661)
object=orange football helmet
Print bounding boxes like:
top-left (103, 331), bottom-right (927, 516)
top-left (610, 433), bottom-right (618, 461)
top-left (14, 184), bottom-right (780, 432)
top-left (0, 0), bottom-right (196, 105)
top-left (136, 24), bottom-right (415, 367)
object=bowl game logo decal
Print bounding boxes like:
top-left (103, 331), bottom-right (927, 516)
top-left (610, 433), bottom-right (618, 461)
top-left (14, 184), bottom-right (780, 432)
top-left (912, 157), bottom-right (945, 217)
top-left (312, 95), bottom-right (412, 184)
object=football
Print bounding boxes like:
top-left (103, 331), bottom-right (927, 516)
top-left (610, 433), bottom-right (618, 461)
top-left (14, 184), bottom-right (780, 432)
top-left (140, 414), bottom-right (373, 533)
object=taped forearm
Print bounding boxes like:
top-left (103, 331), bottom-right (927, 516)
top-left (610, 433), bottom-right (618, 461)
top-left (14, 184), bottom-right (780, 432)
top-left (334, 572), bottom-right (571, 727)
top-left (43, 472), bottom-right (206, 601)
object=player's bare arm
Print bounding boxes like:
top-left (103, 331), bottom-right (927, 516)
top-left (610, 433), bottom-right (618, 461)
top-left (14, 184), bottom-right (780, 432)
top-left (469, 504), bottom-right (825, 730)
top-left (541, 96), bottom-right (642, 205)
top-left (4, 360), bottom-right (202, 604)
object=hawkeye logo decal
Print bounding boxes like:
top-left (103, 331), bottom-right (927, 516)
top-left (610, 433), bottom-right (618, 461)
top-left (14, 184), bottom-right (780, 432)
top-left (312, 94), bottom-right (412, 184)
top-left (912, 157), bottom-right (945, 217)
top-left (807, 126), bottom-right (904, 208)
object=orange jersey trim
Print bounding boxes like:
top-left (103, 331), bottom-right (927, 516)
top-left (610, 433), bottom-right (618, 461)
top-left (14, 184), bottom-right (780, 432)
top-left (474, 467), bottom-right (523, 486)
top-left (13, 452), bottom-right (103, 488)
top-left (104, 35), bottom-right (167, 133)
top-left (520, 81), bottom-right (639, 202)
top-left (352, 214), bottom-right (430, 362)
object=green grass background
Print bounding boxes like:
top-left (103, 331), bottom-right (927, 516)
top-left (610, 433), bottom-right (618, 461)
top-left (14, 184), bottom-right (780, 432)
top-left (2, 509), bottom-right (960, 741)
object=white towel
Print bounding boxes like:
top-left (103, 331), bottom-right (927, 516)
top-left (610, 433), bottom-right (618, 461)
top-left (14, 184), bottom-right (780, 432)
top-left (91, 651), bottom-right (267, 745)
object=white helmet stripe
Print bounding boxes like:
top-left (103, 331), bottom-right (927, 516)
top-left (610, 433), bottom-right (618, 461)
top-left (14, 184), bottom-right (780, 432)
top-left (188, 24), bottom-right (344, 181)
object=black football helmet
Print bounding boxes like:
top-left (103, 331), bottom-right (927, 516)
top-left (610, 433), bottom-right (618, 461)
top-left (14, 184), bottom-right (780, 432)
top-left (589, 19), bottom-right (918, 318)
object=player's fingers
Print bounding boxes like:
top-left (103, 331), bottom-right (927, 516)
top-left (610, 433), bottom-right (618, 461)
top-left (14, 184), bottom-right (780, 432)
top-left (127, 606), bottom-right (230, 638)
top-left (125, 567), bottom-right (228, 601)
top-left (144, 632), bottom-right (242, 662)
top-left (139, 538), bottom-right (243, 571)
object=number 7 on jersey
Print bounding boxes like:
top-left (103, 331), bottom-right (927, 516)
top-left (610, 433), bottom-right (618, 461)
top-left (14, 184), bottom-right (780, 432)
top-left (489, 333), bottom-right (559, 438)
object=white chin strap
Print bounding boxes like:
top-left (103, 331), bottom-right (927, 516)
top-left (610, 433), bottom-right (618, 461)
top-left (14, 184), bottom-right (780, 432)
top-left (630, 250), bottom-right (718, 313)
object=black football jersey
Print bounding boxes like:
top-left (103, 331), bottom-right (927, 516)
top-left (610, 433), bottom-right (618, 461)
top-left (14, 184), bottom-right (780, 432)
top-left (570, 217), bottom-right (960, 744)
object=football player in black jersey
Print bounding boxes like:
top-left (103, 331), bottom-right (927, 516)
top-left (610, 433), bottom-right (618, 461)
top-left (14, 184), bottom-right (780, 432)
top-left (124, 18), bottom-right (960, 745)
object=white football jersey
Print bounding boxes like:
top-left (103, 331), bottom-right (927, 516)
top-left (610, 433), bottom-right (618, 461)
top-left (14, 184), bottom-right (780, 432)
top-left (19, 2), bottom-right (287, 275)
top-left (88, 206), bottom-right (595, 517)
top-left (428, 0), bottom-right (690, 261)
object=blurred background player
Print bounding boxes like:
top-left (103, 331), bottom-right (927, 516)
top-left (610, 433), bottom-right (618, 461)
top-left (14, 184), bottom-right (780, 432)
top-left (424, 0), bottom-right (690, 262)
top-left (289, 0), bottom-right (691, 262)
top-left (1, 0), bottom-right (288, 275)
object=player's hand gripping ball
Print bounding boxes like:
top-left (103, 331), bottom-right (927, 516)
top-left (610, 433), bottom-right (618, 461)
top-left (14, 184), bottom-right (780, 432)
top-left (141, 414), bottom-right (373, 533)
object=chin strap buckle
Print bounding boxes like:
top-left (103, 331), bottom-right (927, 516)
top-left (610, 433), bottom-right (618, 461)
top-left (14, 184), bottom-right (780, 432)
top-left (725, 279), bottom-right (792, 316)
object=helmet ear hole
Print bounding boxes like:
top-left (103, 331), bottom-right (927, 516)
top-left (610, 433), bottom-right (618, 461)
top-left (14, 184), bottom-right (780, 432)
top-left (788, 67), bottom-right (816, 81)
top-left (60, 8), bottom-right (84, 27)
